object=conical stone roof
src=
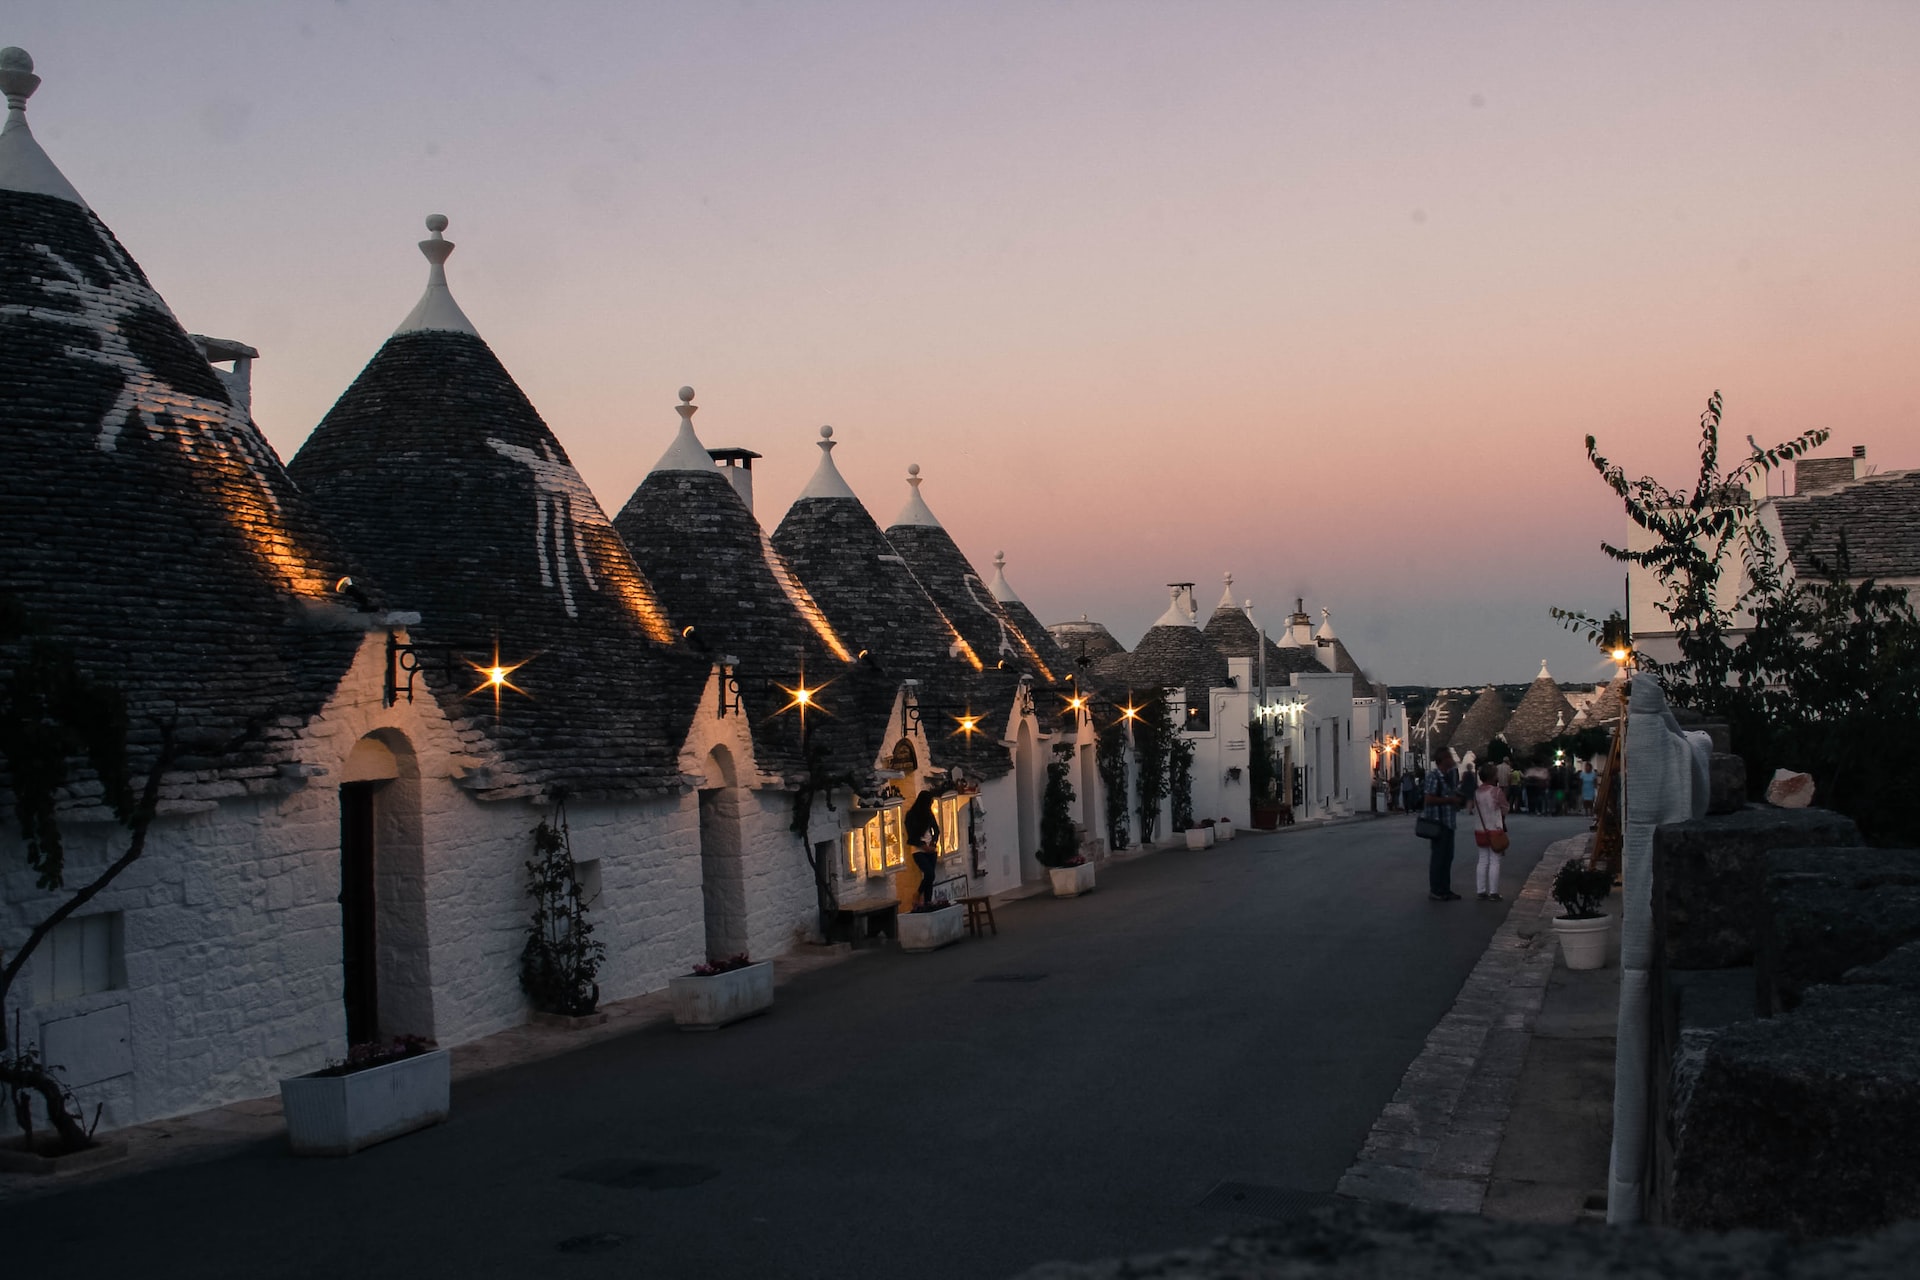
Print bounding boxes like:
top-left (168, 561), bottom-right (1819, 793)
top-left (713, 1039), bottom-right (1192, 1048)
top-left (1048, 617), bottom-right (1125, 670)
top-left (1504, 663), bottom-right (1578, 751)
top-left (1418, 693), bottom-right (1465, 755)
top-left (1572, 673), bottom-right (1627, 730)
top-left (290, 219), bottom-right (708, 797)
top-left (986, 552), bottom-right (1074, 681)
top-left (1450, 686), bottom-right (1511, 760)
top-left (614, 392), bottom-right (860, 778)
top-left (771, 428), bottom-right (1010, 779)
top-left (2, 50), bottom-right (359, 787)
top-left (883, 466), bottom-right (1058, 683)
top-left (1092, 587), bottom-right (1228, 723)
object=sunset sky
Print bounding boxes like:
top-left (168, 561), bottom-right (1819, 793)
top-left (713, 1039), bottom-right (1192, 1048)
top-left (13, 1), bottom-right (1917, 685)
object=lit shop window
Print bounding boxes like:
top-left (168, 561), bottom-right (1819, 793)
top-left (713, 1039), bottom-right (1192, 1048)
top-left (844, 808), bottom-right (907, 877)
top-left (936, 795), bottom-right (965, 855)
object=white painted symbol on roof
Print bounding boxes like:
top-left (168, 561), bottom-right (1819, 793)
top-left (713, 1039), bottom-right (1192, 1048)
top-left (487, 437), bottom-right (603, 619)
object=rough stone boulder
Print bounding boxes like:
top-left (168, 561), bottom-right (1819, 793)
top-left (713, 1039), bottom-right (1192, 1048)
top-left (1016, 1198), bottom-right (1920, 1278)
top-left (1666, 988), bottom-right (1920, 1235)
top-left (1755, 849), bottom-right (1920, 1014)
top-left (1842, 939), bottom-right (1920, 992)
top-left (1654, 807), bottom-right (1860, 969)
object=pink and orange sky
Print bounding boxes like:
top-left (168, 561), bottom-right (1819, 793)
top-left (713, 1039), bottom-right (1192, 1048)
top-left (13, 2), bottom-right (1918, 684)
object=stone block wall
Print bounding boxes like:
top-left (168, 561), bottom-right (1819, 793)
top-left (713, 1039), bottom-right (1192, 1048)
top-left (1652, 806), bottom-right (1859, 968)
top-left (1647, 802), bottom-right (1920, 1233)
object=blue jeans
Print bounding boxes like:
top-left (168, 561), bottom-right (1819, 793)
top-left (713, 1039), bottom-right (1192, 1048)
top-left (1428, 824), bottom-right (1456, 896)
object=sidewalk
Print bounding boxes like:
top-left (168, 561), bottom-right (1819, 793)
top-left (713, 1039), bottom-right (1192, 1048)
top-left (1338, 835), bottom-right (1619, 1222)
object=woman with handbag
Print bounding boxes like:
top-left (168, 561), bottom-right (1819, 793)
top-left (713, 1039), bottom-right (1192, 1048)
top-left (1471, 765), bottom-right (1512, 901)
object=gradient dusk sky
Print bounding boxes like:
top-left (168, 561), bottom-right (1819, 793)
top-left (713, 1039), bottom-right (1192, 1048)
top-left (11, 2), bottom-right (1918, 685)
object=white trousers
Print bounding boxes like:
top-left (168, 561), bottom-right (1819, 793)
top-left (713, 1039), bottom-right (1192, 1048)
top-left (1475, 844), bottom-right (1502, 895)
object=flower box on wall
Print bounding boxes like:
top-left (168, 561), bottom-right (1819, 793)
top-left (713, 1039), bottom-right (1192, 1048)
top-left (280, 1048), bottom-right (451, 1156)
top-left (1048, 862), bottom-right (1096, 898)
top-left (668, 960), bottom-right (774, 1031)
top-left (897, 904), bottom-right (964, 952)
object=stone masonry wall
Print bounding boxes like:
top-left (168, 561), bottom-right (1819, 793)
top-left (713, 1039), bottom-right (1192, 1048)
top-left (2, 630), bottom-right (714, 1131)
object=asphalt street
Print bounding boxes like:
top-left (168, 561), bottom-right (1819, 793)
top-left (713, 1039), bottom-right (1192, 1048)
top-left (6, 812), bottom-right (1586, 1280)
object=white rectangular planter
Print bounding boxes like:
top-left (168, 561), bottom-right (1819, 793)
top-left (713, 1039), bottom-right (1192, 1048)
top-left (1214, 822), bottom-right (1235, 841)
top-left (668, 960), bottom-right (774, 1030)
top-left (1049, 862), bottom-right (1096, 898)
top-left (1185, 827), bottom-right (1215, 850)
top-left (280, 1049), bottom-right (450, 1157)
top-left (897, 904), bottom-right (964, 952)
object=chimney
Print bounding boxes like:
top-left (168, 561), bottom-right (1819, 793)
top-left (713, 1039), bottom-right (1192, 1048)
top-left (191, 335), bottom-right (258, 414)
top-left (1794, 453), bottom-right (1857, 496)
top-left (1853, 444), bottom-right (1868, 481)
top-left (707, 446), bottom-right (761, 512)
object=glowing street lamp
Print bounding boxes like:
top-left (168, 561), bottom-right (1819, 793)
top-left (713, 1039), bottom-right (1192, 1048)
top-left (467, 645), bottom-right (529, 713)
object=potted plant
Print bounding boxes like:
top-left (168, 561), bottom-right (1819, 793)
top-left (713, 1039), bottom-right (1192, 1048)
top-left (1215, 816), bottom-right (1236, 841)
top-left (1038, 757), bottom-right (1096, 897)
top-left (668, 953), bottom-right (774, 1029)
top-left (1186, 818), bottom-right (1215, 850)
top-left (280, 1035), bottom-right (449, 1156)
top-left (1551, 859), bottom-right (1614, 970)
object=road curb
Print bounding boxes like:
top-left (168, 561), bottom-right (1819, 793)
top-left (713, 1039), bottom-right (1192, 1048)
top-left (1336, 835), bottom-right (1589, 1213)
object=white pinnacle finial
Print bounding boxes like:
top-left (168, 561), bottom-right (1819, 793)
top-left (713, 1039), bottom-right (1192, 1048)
top-left (393, 213), bottom-right (479, 336)
top-left (797, 423), bottom-right (856, 500)
top-left (1218, 571), bottom-right (1237, 609)
top-left (893, 462), bottom-right (941, 528)
top-left (1538, 659), bottom-right (1552, 680)
top-left (0, 48), bottom-right (87, 206)
top-left (651, 384), bottom-right (717, 473)
top-left (1316, 608), bottom-right (1337, 642)
top-left (988, 550), bottom-right (1020, 604)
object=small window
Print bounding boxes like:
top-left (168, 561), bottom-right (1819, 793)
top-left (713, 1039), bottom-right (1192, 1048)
top-left (844, 826), bottom-right (867, 876)
top-left (36, 913), bottom-right (124, 1003)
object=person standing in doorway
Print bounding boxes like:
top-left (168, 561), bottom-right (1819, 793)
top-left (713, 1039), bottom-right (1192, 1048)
top-left (1423, 749), bottom-right (1469, 901)
top-left (1579, 760), bottom-right (1599, 817)
top-left (903, 791), bottom-right (941, 909)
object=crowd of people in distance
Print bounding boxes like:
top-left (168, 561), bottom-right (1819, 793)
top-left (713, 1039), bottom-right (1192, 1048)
top-left (1391, 756), bottom-right (1597, 817)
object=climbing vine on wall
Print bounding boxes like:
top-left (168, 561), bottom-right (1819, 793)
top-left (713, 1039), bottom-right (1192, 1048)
top-left (1096, 718), bottom-right (1130, 851)
top-left (1133, 695), bottom-right (1171, 842)
top-left (519, 793), bottom-right (605, 1017)
top-left (1169, 732), bottom-right (1195, 831)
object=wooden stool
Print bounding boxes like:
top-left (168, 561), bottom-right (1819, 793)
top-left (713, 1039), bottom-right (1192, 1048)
top-left (960, 895), bottom-right (997, 938)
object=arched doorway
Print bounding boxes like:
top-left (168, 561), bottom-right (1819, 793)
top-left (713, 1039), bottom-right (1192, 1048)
top-left (698, 745), bottom-right (749, 962)
top-left (1015, 720), bottom-right (1040, 881)
top-left (338, 730), bottom-right (431, 1047)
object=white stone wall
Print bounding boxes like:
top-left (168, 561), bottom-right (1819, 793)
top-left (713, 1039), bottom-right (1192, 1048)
top-left (0, 629), bottom-right (721, 1132)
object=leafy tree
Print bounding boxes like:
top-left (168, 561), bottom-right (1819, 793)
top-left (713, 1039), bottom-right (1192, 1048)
top-left (1731, 543), bottom-right (1920, 845)
top-left (1560, 392), bottom-right (1919, 845)
top-left (1553, 390), bottom-right (1827, 715)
